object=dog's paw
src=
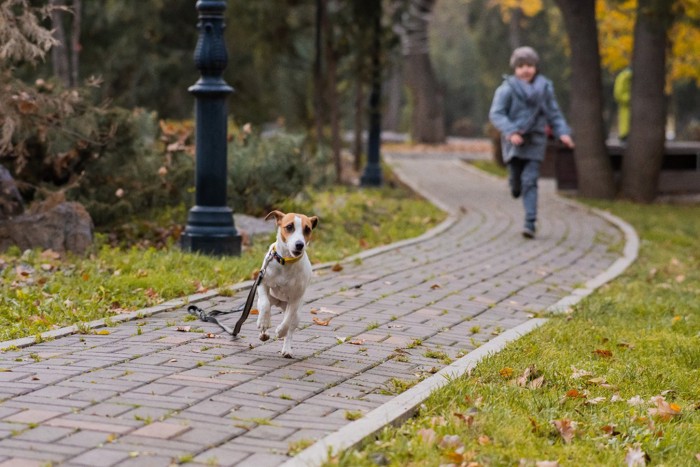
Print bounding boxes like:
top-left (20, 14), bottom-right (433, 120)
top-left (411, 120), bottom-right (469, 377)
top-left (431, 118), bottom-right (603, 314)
top-left (275, 323), bottom-right (288, 338)
top-left (256, 314), bottom-right (271, 331)
top-left (259, 332), bottom-right (270, 342)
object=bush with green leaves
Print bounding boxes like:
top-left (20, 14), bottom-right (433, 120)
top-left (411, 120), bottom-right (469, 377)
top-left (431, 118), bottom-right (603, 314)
top-left (227, 129), bottom-right (333, 216)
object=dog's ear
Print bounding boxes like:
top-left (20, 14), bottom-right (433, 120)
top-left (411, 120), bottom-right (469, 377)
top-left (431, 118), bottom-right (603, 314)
top-left (309, 216), bottom-right (319, 229)
top-left (265, 210), bottom-right (285, 224)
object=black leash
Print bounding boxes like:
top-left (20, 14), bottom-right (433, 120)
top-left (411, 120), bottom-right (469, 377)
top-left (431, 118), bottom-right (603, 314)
top-left (187, 249), bottom-right (273, 337)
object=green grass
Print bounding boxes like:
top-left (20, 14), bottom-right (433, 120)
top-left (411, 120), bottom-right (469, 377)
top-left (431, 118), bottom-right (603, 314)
top-left (0, 185), bottom-right (445, 342)
top-left (331, 201), bottom-right (700, 466)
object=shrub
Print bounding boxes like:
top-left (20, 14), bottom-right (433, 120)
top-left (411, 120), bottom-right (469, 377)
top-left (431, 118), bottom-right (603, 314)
top-left (227, 126), bottom-right (333, 215)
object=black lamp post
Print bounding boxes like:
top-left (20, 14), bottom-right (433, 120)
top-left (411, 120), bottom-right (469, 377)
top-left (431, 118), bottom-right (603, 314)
top-left (181, 0), bottom-right (241, 256)
top-left (360, 1), bottom-right (383, 187)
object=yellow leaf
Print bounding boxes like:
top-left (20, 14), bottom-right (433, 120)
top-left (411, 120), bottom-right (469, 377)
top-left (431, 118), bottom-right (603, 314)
top-left (95, 330), bottom-right (110, 335)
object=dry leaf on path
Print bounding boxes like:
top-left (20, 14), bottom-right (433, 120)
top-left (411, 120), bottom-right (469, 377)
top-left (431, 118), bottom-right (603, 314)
top-left (312, 317), bottom-right (332, 326)
top-left (348, 339), bottom-right (365, 345)
top-left (331, 263), bottom-right (343, 272)
top-left (176, 326), bottom-right (191, 332)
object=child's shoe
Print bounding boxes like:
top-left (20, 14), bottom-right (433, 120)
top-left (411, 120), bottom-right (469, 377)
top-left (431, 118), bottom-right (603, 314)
top-left (522, 222), bottom-right (536, 239)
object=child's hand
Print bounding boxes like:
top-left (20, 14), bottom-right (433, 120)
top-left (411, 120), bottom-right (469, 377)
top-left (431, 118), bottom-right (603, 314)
top-left (509, 133), bottom-right (524, 146)
top-left (560, 135), bottom-right (575, 148)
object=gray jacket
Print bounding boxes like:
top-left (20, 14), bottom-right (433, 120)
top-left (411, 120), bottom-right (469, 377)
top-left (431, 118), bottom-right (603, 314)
top-left (489, 74), bottom-right (571, 162)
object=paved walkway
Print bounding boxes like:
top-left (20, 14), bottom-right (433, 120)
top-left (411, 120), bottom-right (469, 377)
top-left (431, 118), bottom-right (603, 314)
top-left (0, 152), bottom-right (629, 467)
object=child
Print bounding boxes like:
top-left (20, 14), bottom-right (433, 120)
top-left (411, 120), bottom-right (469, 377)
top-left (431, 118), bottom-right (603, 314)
top-left (489, 46), bottom-right (574, 238)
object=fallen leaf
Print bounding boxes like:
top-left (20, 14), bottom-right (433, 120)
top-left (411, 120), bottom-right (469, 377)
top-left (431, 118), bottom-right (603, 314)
top-left (529, 375), bottom-right (545, 389)
top-left (417, 428), bottom-right (437, 445)
top-left (648, 395), bottom-right (681, 421)
top-left (438, 434), bottom-right (463, 449)
top-left (250, 309), bottom-right (259, 315)
top-left (0, 368), bottom-right (11, 372)
top-left (95, 330), bottom-right (110, 335)
top-left (552, 419), bottom-right (576, 444)
top-left (625, 446), bottom-right (647, 466)
top-left (348, 339), bottom-right (365, 345)
top-left (477, 434), bottom-right (491, 445)
top-left (566, 389), bottom-right (585, 399)
top-left (499, 367), bottom-right (513, 378)
top-left (453, 413), bottom-right (474, 427)
top-left (571, 366), bottom-right (593, 379)
top-left (331, 263), bottom-right (343, 272)
top-left (430, 284), bottom-right (441, 290)
top-left (176, 326), bottom-right (191, 332)
top-left (601, 424), bottom-right (620, 436)
top-left (205, 333), bottom-right (217, 338)
top-left (593, 349), bottom-right (613, 358)
top-left (312, 317), bottom-right (332, 326)
top-left (586, 397), bottom-right (606, 405)
top-left (627, 395), bottom-right (645, 406)
top-left (536, 462), bottom-right (560, 467)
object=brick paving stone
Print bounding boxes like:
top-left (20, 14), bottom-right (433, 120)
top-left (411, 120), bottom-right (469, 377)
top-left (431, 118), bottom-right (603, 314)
top-left (130, 422), bottom-right (190, 439)
top-left (11, 425), bottom-right (75, 442)
top-left (67, 448), bottom-right (131, 466)
top-left (192, 446), bottom-right (251, 466)
top-left (113, 454), bottom-right (175, 467)
top-left (3, 410), bottom-right (63, 424)
top-left (58, 429), bottom-right (114, 448)
top-left (0, 458), bottom-right (45, 467)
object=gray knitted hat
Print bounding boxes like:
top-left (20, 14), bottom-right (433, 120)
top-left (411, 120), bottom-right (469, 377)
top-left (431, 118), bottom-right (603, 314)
top-left (509, 46), bottom-right (539, 68)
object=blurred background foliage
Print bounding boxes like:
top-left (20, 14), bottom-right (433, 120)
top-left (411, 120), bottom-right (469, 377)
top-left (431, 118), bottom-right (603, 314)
top-left (1, 0), bottom-right (699, 239)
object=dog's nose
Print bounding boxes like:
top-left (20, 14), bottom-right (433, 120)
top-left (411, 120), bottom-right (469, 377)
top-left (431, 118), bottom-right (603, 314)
top-left (295, 241), bottom-right (304, 251)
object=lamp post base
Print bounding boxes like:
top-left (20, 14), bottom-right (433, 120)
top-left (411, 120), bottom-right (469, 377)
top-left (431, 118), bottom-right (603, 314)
top-left (360, 165), bottom-right (383, 187)
top-left (181, 205), bottom-right (241, 256)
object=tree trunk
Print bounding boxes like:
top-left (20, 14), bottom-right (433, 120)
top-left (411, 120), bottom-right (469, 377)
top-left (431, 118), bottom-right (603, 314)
top-left (323, 12), bottom-right (342, 183)
top-left (314, 0), bottom-right (325, 144)
top-left (508, 7), bottom-right (523, 49)
top-left (353, 75), bottom-right (365, 171)
top-left (400, 0), bottom-right (445, 143)
top-left (554, 0), bottom-right (615, 198)
top-left (620, 0), bottom-right (673, 203)
top-left (50, 0), bottom-right (71, 87)
top-left (70, 0), bottom-right (81, 87)
top-left (383, 59), bottom-right (402, 133)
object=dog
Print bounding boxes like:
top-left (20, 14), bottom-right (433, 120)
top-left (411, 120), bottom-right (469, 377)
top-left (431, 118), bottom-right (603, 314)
top-left (256, 210), bottom-right (318, 358)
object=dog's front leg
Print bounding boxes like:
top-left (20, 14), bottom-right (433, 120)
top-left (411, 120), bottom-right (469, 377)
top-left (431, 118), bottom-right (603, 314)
top-left (277, 298), bottom-right (301, 358)
top-left (256, 284), bottom-right (272, 341)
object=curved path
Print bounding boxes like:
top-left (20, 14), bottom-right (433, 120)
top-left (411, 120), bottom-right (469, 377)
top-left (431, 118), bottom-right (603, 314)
top-left (0, 151), bottom-right (633, 467)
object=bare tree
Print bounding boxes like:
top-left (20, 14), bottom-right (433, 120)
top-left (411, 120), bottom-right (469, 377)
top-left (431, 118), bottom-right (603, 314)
top-left (554, 0), bottom-right (615, 198)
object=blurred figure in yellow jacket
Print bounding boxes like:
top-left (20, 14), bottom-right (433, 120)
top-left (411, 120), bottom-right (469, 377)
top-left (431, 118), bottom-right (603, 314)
top-left (614, 67), bottom-right (632, 141)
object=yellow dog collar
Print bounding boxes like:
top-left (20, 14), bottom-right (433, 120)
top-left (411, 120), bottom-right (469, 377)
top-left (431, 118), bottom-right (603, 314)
top-left (271, 244), bottom-right (303, 265)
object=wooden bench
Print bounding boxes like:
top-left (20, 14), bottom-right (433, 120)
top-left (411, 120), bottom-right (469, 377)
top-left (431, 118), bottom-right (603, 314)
top-left (554, 140), bottom-right (700, 194)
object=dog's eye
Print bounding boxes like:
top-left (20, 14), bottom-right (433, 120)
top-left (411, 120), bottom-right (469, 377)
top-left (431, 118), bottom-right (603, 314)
top-left (303, 226), bottom-right (311, 235)
top-left (285, 224), bottom-right (294, 233)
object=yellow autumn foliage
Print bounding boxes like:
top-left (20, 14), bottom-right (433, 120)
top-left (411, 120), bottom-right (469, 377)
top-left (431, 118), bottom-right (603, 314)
top-left (597, 0), bottom-right (700, 85)
top-left (488, 0), bottom-right (544, 22)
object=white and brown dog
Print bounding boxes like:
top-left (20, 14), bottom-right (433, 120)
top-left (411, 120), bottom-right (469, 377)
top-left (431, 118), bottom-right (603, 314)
top-left (256, 210), bottom-right (318, 358)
